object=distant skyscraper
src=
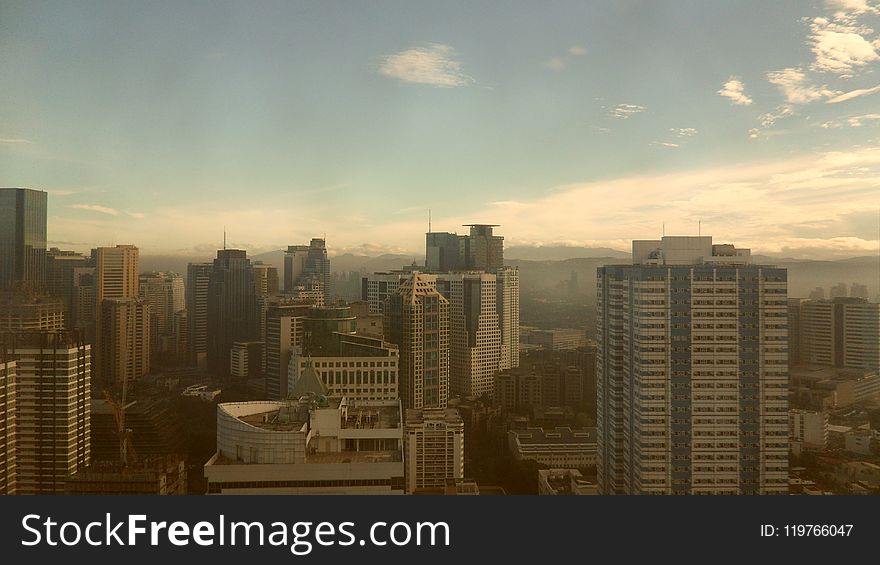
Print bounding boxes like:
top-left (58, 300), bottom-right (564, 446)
top-left (792, 297), bottom-right (879, 371)
top-left (284, 238), bottom-right (330, 299)
top-left (829, 282), bottom-right (848, 299)
top-left (0, 331), bottom-right (90, 494)
top-left (424, 224), bottom-right (504, 273)
top-left (46, 248), bottom-right (94, 328)
top-left (850, 283), bottom-right (869, 300)
top-left (99, 298), bottom-right (151, 385)
top-left (186, 262), bottom-right (212, 369)
top-left (139, 272), bottom-right (185, 359)
top-left (384, 273), bottom-right (449, 410)
top-left (252, 262), bottom-right (279, 297)
top-left (265, 302), bottom-right (314, 399)
top-left (496, 266), bottom-right (520, 372)
top-left (0, 188), bottom-right (47, 292)
top-left (207, 249), bottom-right (258, 377)
top-left (597, 236), bottom-right (789, 495)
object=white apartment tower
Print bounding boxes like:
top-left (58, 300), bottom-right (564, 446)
top-left (597, 236), bottom-right (789, 495)
top-left (404, 408), bottom-right (464, 494)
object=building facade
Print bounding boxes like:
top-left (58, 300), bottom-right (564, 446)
top-left (404, 408), bottom-right (464, 494)
top-left (207, 250), bottom-right (259, 377)
top-left (0, 188), bottom-right (47, 292)
top-left (597, 236), bottom-right (789, 495)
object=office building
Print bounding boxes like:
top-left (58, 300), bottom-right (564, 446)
top-left (46, 248), bottom-right (94, 329)
top-left (283, 238), bottom-right (330, 300)
top-left (66, 458), bottom-right (187, 495)
top-left (527, 329), bottom-right (586, 351)
top-left (509, 427), bottom-right (597, 468)
top-left (230, 341), bottom-right (263, 379)
top-left (425, 224), bottom-right (504, 273)
top-left (384, 273), bottom-right (450, 410)
top-left (0, 188), bottom-right (47, 292)
top-left (252, 262), bottom-right (279, 297)
top-left (404, 408), bottom-right (464, 494)
top-left (94, 245), bottom-right (139, 384)
top-left (205, 396), bottom-right (404, 494)
top-left (0, 357), bottom-right (15, 495)
top-left (597, 236), bottom-right (789, 495)
top-left (139, 272), bottom-right (185, 360)
top-left (791, 297), bottom-right (879, 372)
top-left (265, 302), bottom-right (316, 399)
top-left (99, 298), bottom-right (151, 385)
top-left (186, 262), bottom-right (212, 369)
top-left (289, 333), bottom-right (399, 402)
top-left (790, 365), bottom-right (880, 409)
top-left (207, 249), bottom-right (258, 377)
top-left (302, 306), bottom-right (357, 356)
top-left (350, 301), bottom-right (383, 338)
top-left (0, 331), bottom-right (90, 494)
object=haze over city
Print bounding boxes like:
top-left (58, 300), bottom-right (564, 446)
top-left (2, 0), bottom-right (879, 259)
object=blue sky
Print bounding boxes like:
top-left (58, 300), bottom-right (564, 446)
top-left (1, 0), bottom-right (879, 258)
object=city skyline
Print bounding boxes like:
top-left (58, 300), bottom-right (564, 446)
top-left (2, 1), bottom-right (880, 259)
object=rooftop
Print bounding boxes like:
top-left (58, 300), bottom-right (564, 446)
top-left (512, 427), bottom-right (597, 445)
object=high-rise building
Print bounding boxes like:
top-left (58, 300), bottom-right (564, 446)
top-left (829, 282), bottom-right (848, 299)
top-left (283, 239), bottom-right (330, 300)
top-left (791, 297), bottom-right (879, 372)
top-left (496, 266), bottom-right (519, 372)
top-left (0, 331), bottom-right (90, 494)
top-left (95, 245), bottom-right (139, 303)
top-left (99, 298), bottom-right (151, 385)
top-left (850, 283), bottom-right (869, 300)
top-left (46, 248), bottom-right (94, 328)
top-left (0, 291), bottom-right (65, 332)
top-left (207, 249), bottom-right (258, 377)
top-left (301, 306), bottom-right (357, 356)
top-left (230, 341), bottom-right (263, 379)
top-left (597, 236), bottom-right (789, 495)
top-left (0, 188), bottom-right (47, 292)
top-left (425, 224), bottom-right (504, 273)
top-left (252, 262), bottom-right (279, 297)
top-left (404, 408), bottom-right (464, 494)
top-left (265, 302), bottom-right (315, 399)
top-left (186, 262), bottom-right (212, 369)
top-left (139, 272), bottom-right (185, 360)
top-left (384, 274), bottom-right (450, 411)
top-left (0, 357), bottom-right (15, 495)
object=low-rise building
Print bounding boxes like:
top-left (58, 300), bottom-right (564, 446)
top-left (538, 468), bottom-right (597, 495)
top-left (508, 427), bottom-right (597, 468)
top-left (790, 365), bottom-right (880, 409)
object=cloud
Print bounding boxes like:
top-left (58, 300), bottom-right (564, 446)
top-left (826, 83), bottom-right (880, 103)
top-left (825, 0), bottom-right (879, 15)
top-left (378, 43), bottom-right (473, 87)
top-left (544, 57), bottom-right (566, 71)
top-left (568, 45), bottom-right (587, 56)
top-left (808, 16), bottom-right (879, 75)
top-left (670, 127), bottom-right (698, 137)
top-left (717, 77), bottom-right (753, 105)
top-left (848, 113), bottom-right (880, 126)
top-left (766, 67), bottom-right (838, 104)
top-left (608, 104), bottom-right (646, 119)
top-left (0, 137), bottom-right (32, 144)
top-left (759, 105), bottom-right (795, 128)
top-left (70, 204), bottom-right (120, 216)
top-left (652, 142), bottom-right (680, 148)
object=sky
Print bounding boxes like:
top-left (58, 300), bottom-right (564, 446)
top-left (1, 0), bottom-right (879, 259)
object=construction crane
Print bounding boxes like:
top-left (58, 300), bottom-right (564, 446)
top-left (103, 368), bottom-right (136, 465)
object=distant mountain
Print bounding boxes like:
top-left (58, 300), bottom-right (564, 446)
top-left (506, 246), bottom-right (631, 260)
top-left (249, 250), bottom-right (419, 274)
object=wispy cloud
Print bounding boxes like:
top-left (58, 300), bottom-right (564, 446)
top-left (378, 43), bottom-right (473, 87)
top-left (717, 77), bottom-right (753, 105)
top-left (670, 127), bottom-right (698, 137)
top-left (827, 83), bottom-right (880, 103)
top-left (608, 104), bottom-right (646, 119)
top-left (544, 45), bottom-right (587, 71)
top-left (758, 105), bottom-right (795, 128)
top-left (652, 141), bottom-right (680, 148)
top-left (766, 67), bottom-right (837, 104)
top-left (0, 137), bottom-right (33, 144)
top-left (808, 16), bottom-right (879, 76)
top-left (71, 204), bottom-right (119, 216)
top-left (848, 113), bottom-right (880, 126)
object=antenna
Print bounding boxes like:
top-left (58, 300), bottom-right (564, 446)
top-left (428, 208), bottom-right (432, 233)
top-left (698, 219), bottom-right (701, 237)
top-left (223, 227), bottom-right (226, 250)
top-left (662, 222), bottom-right (665, 237)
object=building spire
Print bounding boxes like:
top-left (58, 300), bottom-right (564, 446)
top-left (223, 227), bottom-right (226, 250)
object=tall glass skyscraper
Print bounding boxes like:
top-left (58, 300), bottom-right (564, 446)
top-left (0, 188), bottom-right (48, 291)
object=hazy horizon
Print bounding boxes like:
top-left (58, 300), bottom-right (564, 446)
top-left (2, 1), bottom-right (880, 259)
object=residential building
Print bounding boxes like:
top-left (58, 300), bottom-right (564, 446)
top-left (791, 297), bottom-right (879, 372)
top-left (0, 357), bottom-right (15, 495)
top-left (597, 236), bottom-right (789, 495)
top-left (789, 409), bottom-right (828, 450)
top-left (230, 341), bottom-right (263, 379)
top-left (404, 408), bottom-right (464, 494)
top-left (99, 298), bottom-right (151, 385)
top-left (186, 262), bottom-right (212, 369)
